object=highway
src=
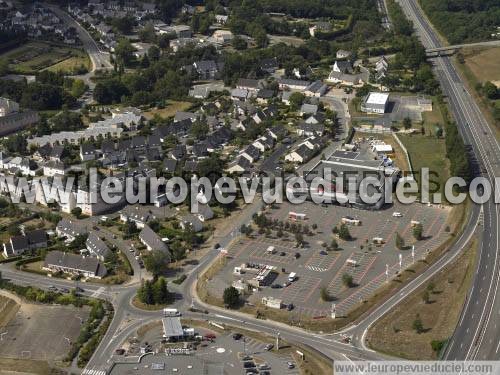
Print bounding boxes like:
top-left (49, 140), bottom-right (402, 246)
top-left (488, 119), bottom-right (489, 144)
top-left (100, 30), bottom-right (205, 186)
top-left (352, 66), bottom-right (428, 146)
top-left (396, 0), bottom-right (500, 361)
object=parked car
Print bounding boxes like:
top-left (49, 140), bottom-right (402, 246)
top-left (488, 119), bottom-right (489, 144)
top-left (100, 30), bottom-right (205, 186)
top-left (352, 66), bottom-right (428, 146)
top-left (232, 333), bottom-right (243, 340)
top-left (271, 284), bottom-right (282, 289)
top-left (264, 343), bottom-right (274, 351)
top-left (294, 252), bottom-right (300, 259)
top-left (287, 303), bottom-right (294, 311)
top-left (287, 361), bottom-right (295, 369)
top-left (279, 251), bottom-right (286, 256)
top-left (320, 250), bottom-right (328, 255)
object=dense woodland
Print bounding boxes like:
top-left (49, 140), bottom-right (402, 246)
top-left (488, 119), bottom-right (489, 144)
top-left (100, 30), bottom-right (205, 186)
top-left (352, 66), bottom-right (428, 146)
top-left (419, 0), bottom-right (500, 44)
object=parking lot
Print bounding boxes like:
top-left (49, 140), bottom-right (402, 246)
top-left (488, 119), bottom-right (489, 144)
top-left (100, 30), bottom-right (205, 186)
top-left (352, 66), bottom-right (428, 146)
top-left (209, 199), bottom-right (451, 317)
top-left (111, 323), bottom-right (299, 375)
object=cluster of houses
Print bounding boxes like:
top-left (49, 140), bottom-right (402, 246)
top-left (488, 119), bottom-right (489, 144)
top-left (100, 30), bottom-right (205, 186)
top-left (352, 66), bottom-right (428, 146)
top-left (4, 3), bottom-right (79, 44)
top-left (68, 1), bottom-right (156, 51)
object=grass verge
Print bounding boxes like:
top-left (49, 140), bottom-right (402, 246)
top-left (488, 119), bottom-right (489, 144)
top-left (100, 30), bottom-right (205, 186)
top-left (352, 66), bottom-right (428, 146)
top-left (366, 236), bottom-right (478, 359)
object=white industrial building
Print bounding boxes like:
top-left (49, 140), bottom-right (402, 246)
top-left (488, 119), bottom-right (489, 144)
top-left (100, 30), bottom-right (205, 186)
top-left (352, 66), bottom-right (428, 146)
top-left (361, 92), bottom-right (389, 114)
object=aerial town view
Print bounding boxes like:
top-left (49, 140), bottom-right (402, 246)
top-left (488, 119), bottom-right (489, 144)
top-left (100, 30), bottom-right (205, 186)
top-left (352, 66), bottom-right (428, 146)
top-left (0, 0), bottom-right (498, 374)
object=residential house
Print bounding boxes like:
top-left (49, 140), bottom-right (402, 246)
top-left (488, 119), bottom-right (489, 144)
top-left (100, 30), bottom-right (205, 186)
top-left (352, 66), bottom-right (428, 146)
top-left (256, 89), bottom-right (274, 105)
top-left (225, 156), bottom-right (252, 174)
top-left (285, 143), bottom-right (314, 164)
top-left (139, 224), bottom-right (170, 257)
top-left (240, 144), bottom-right (261, 163)
top-left (179, 214), bottom-right (203, 232)
top-left (336, 50), bottom-right (352, 59)
top-left (297, 122), bottom-right (325, 137)
top-left (304, 81), bottom-right (328, 97)
top-left (299, 103), bottom-right (318, 116)
top-left (80, 143), bottom-right (98, 161)
top-left (309, 21), bottom-right (331, 37)
top-left (86, 232), bottom-right (111, 261)
top-left (236, 79), bottom-right (261, 95)
top-left (259, 57), bottom-right (278, 74)
top-left (43, 160), bottom-right (67, 177)
top-left (56, 219), bottom-right (87, 242)
top-left (43, 250), bottom-right (107, 279)
top-left (3, 229), bottom-right (47, 258)
top-left (215, 14), bottom-right (228, 24)
top-left (212, 29), bottom-right (233, 43)
top-left (278, 79), bottom-right (310, 91)
top-left (195, 204), bottom-right (214, 222)
top-left (119, 206), bottom-right (153, 228)
top-left (231, 88), bottom-right (248, 101)
top-left (193, 60), bottom-right (220, 80)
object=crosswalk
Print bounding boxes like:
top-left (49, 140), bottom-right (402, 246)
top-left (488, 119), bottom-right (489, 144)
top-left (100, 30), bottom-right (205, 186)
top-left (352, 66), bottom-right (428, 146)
top-left (306, 265), bottom-right (329, 272)
top-left (91, 287), bottom-right (106, 298)
top-left (82, 368), bottom-right (107, 375)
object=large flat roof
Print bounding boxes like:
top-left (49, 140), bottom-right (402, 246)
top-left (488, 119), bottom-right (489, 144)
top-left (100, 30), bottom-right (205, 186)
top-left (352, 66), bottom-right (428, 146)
top-left (162, 317), bottom-right (184, 338)
top-left (366, 92), bottom-right (389, 106)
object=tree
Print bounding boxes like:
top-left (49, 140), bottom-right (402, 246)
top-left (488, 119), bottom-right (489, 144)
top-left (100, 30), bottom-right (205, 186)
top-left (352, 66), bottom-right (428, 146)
top-left (114, 38), bottom-right (136, 70)
top-left (289, 92), bottom-right (305, 110)
top-left (295, 232), bottom-right (304, 247)
top-left (330, 239), bottom-right (339, 250)
top-left (338, 224), bottom-right (351, 241)
top-left (422, 289), bottom-right (430, 304)
top-left (483, 81), bottom-right (498, 100)
top-left (431, 339), bottom-right (446, 354)
top-left (143, 250), bottom-right (170, 278)
top-left (153, 277), bottom-right (169, 304)
top-left (138, 280), bottom-right (154, 305)
top-left (403, 117), bottom-right (412, 130)
top-left (320, 287), bottom-right (334, 301)
top-left (395, 232), bottom-right (405, 250)
top-left (7, 224), bottom-right (20, 236)
top-left (342, 273), bottom-right (354, 288)
top-left (223, 286), bottom-right (240, 308)
top-left (413, 223), bottom-right (423, 241)
top-left (148, 45), bottom-right (161, 61)
top-left (71, 207), bottom-right (82, 219)
top-left (111, 15), bottom-right (135, 35)
top-left (413, 314), bottom-right (424, 334)
top-left (232, 35), bottom-right (247, 50)
top-left (70, 79), bottom-right (87, 98)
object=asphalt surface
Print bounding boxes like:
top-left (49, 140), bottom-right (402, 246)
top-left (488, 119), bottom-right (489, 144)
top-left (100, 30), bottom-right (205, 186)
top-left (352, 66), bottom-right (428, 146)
top-left (45, 4), bottom-right (112, 88)
top-left (396, 0), bottom-right (500, 361)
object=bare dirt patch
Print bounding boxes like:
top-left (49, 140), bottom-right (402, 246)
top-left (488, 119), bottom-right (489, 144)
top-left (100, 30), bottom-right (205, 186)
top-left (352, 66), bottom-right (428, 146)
top-left (0, 292), bottom-right (89, 362)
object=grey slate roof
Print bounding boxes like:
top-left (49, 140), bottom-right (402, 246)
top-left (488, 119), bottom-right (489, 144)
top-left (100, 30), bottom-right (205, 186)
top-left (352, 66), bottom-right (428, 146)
top-left (139, 224), bottom-right (170, 255)
top-left (44, 250), bottom-right (107, 277)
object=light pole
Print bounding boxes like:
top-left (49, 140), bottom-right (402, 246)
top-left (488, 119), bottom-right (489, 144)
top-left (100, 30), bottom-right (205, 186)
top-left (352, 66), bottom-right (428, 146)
top-left (385, 264), bottom-right (389, 283)
top-left (399, 253), bottom-right (403, 273)
top-left (411, 245), bottom-right (415, 264)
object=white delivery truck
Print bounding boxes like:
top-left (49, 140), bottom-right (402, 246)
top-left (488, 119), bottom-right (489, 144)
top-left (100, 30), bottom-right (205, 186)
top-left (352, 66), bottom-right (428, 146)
top-left (266, 246), bottom-right (276, 254)
top-left (163, 308), bottom-right (180, 317)
top-left (288, 272), bottom-right (297, 282)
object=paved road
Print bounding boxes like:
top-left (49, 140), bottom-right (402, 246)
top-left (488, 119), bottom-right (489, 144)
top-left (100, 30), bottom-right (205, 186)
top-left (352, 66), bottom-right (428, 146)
top-left (45, 4), bottom-right (112, 88)
top-left (397, 0), bottom-right (500, 361)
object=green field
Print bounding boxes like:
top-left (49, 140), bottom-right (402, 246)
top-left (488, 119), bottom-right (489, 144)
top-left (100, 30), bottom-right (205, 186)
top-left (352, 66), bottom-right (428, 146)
top-left (399, 134), bottom-right (449, 196)
top-left (1, 41), bottom-right (90, 74)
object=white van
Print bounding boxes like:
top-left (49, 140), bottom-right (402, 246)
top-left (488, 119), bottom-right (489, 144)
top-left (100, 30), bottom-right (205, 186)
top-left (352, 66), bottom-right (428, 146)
top-left (288, 272), bottom-right (297, 282)
top-left (392, 212), bottom-right (403, 217)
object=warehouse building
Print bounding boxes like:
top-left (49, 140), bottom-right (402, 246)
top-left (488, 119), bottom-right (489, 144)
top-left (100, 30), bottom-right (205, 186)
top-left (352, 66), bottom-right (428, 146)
top-left (361, 92), bottom-right (389, 114)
